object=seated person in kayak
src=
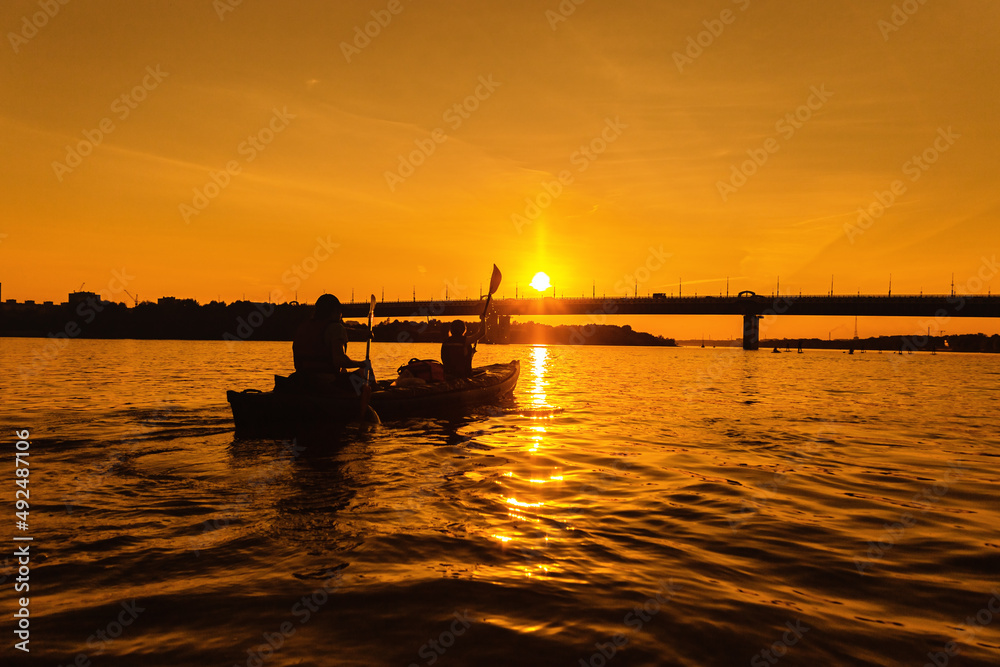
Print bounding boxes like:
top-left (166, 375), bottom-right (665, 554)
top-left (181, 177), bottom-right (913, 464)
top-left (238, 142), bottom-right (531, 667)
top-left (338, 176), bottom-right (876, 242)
top-left (441, 316), bottom-right (485, 378)
top-left (292, 294), bottom-right (373, 391)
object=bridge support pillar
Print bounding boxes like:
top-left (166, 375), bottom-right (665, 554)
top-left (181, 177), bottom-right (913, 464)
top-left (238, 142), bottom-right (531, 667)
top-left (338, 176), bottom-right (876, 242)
top-left (743, 314), bottom-right (761, 351)
top-left (482, 313), bottom-right (510, 344)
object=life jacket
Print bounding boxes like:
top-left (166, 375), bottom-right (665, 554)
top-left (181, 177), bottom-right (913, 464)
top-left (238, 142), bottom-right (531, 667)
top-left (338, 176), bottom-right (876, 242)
top-left (441, 336), bottom-right (474, 377)
top-left (293, 319), bottom-right (337, 373)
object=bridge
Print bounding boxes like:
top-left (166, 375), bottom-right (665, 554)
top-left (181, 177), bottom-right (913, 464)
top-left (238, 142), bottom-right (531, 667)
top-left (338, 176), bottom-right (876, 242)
top-left (340, 293), bottom-right (1000, 350)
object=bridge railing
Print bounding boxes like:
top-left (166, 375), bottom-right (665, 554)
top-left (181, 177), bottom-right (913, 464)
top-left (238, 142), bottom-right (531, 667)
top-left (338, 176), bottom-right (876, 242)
top-left (346, 293), bottom-right (988, 306)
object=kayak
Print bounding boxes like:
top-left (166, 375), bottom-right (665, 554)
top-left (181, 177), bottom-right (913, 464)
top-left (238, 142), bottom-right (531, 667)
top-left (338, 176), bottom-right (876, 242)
top-left (227, 360), bottom-right (520, 437)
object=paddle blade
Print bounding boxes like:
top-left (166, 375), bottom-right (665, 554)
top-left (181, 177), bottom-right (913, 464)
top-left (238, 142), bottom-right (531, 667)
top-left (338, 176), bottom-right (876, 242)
top-left (368, 294), bottom-right (376, 317)
top-left (488, 265), bottom-right (502, 295)
top-left (359, 383), bottom-right (373, 421)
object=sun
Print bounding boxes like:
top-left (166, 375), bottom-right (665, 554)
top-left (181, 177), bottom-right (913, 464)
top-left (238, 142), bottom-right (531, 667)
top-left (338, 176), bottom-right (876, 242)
top-left (530, 272), bottom-right (551, 291)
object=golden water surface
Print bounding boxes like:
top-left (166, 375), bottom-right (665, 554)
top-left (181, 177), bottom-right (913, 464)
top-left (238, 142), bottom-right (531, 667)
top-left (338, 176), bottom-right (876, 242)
top-left (1, 339), bottom-right (998, 666)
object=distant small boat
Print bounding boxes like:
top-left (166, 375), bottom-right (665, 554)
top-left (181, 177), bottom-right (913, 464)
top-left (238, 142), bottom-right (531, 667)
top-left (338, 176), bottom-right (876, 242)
top-left (772, 346), bottom-right (781, 353)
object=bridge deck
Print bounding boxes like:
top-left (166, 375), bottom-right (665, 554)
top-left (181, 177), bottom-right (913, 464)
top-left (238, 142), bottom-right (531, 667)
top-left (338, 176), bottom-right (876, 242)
top-left (340, 295), bottom-right (1000, 319)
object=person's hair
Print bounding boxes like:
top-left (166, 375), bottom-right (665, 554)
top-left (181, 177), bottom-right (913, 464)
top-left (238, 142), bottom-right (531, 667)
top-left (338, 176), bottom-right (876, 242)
top-left (314, 294), bottom-right (342, 319)
top-left (449, 320), bottom-right (466, 337)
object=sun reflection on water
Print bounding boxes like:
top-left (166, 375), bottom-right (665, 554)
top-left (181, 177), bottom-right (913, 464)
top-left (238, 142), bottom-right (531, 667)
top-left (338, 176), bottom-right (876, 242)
top-left (506, 497), bottom-right (544, 508)
top-left (487, 345), bottom-right (572, 579)
top-left (529, 345), bottom-right (550, 409)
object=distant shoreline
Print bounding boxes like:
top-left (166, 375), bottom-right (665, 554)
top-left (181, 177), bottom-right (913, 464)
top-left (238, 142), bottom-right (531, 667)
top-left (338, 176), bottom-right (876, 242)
top-left (0, 300), bottom-right (675, 346)
top-left (676, 334), bottom-right (1000, 353)
top-left (0, 319), bottom-right (676, 347)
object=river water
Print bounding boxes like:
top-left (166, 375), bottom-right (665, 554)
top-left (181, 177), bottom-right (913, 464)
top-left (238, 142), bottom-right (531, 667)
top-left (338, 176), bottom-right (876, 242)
top-left (1, 338), bottom-right (998, 666)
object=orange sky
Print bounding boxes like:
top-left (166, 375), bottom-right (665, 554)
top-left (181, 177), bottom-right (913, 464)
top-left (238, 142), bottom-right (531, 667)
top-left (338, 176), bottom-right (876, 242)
top-left (2, 1), bottom-right (998, 338)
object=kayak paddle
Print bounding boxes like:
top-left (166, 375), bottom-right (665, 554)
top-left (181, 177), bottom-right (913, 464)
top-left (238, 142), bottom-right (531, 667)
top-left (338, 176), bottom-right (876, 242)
top-left (476, 265), bottom-right (501, 351)
top-left (482, 264), bottom-right (502, 319)
top-left (359, 294), bottom-right (379, 423)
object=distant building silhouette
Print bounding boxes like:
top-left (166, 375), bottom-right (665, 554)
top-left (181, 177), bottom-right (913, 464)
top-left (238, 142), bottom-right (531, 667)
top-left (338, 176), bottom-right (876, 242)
top-left (68, 291), bottom-right (100, 306)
